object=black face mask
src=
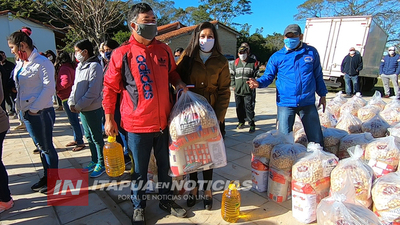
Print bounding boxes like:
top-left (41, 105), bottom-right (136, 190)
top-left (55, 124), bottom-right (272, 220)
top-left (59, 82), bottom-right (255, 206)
top-left (105, 51), bottom-right (112, 60)
top-left (135, 23), bottom-right (158, 40)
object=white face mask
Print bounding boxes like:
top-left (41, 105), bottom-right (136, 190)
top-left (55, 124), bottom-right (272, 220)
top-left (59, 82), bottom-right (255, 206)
top-left (389, 50), bottom-right (395, 55)
top-left (199, 38), bottom-right (215, 52)
top-left (349, 51), bottom-right (356, 55)
top-left (47, 55), bottom-right (53, 61)
top-left (239, 53), bottom-right (247, 61)
top-left (100, 52), bottom-right (105, 59)
top-left (75, 52), bottom-right (85, 62)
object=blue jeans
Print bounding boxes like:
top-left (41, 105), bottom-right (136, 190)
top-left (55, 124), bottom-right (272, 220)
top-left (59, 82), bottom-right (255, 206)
top-left (277, 105), bottom-right (324, 147)
top-left (23, 107), bottom-right (58, 176)
top-left (80, 108), bottom-right (104, 166)
top-left (0, 130), bottom-right (11, 202)
top-left (344, 74), bottom-right (359, 95)
top-left (62, 101), bottom-right (84, 145)
top-left (20, 110), bottom-right (39, 148)
top-left (128, 128), bottom-right (172, 209)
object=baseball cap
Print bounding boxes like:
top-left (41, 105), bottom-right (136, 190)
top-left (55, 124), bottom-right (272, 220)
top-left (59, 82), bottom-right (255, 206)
top-left (389, 46), bottom-right (396, 51)
top-left (238, 46), bottom-right (248, 52)
top-left (284, 24), bottom-right (301, 36)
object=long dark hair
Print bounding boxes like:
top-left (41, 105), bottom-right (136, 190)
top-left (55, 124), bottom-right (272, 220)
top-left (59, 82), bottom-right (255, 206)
top-left (182, 22), bottom-right (222, 71)
top-left (7, 27), bottom-right (33, 50)
top-left (75, 39), bottom-right (94, 57)
top-left (55, 51), bottom-right (74, 72)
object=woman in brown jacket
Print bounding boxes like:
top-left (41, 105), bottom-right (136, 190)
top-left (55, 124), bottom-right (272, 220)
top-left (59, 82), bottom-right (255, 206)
top-left (176, 21), bottom-right (230, 210)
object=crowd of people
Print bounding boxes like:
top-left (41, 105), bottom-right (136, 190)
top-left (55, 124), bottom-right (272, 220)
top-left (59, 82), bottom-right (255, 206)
top-left (0, 2), bottom-right (397, 224)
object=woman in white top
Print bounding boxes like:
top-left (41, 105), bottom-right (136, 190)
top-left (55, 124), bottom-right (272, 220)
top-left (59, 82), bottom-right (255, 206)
top-left (7, 27), bottom-right (58, 194)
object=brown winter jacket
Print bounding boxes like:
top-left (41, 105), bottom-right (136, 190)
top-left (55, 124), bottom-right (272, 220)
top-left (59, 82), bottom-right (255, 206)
top-left (176, 50), bottom-right (231, 123)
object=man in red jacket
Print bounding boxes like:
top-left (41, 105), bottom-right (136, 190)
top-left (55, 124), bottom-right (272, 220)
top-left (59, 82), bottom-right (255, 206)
top-left (102, 3), bottom-right (187, 225)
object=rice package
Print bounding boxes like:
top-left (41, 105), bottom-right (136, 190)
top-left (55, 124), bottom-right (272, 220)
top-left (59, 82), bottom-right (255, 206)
top-left (251, 154), bottom-right (269, 193)
top-left (361, 114), bottom-right (390, 138)
top-left (368, 90), bottom-right (387, 110)
top-left (330, 146), bottom-right (375, 208)
top-left (168, 91), bottom-right (226, 176)
top-left (338, 132), bottom-right (373, 159)
top-left (372, 171), bottom-right (400, 224)
top-left (364, 136), bottom-right (400, 178)
top-left (317, 175), bottom-right (383, 225)
top-left (358, 105), bottom-right (381, 122)
top-left (322, 127), bottom-right (348, 156)
top-left (292, 143), bottom-right (339, 223)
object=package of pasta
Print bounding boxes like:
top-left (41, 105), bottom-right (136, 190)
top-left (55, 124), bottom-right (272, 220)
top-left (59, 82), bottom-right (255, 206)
top-left (292, 143), bottom-right (339, 224)
top-left (168, 91), bottom-right (226, 176)
top-left (317, 174), bottom-right (383, 225)
top-left (322, 127), bottom-right (348, 156)
top-left (364, 136), bottom-right (400, 178)
top-left (361, 114), bottom-right (390, 138)
top-left (252, 130), bottom-right (286, 158)
top-left (368, 90), bottom-right (387, 110)
top-left (319, 108), bottom-right (337, 128)
top-left (358, 105), bottom-right (381, 122)
top-left (372, 171), bottom-right (400, 224)
top-left (330, 146), bottom-right (375, 208)
top-left (336, 109), bottom-right (363, 134)
top-left (338, 133), bottom-right (373, 159)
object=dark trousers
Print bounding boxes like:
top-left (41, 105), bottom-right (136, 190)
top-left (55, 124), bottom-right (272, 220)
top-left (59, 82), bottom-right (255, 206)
top-left (128, 128), bottom-right (172, 209)
top-left (235, 93), bottom-right (255, 126)
top-left (189, 169), bottom-right (213, 191)
top-left (0, 131), bottom-right (11, 202)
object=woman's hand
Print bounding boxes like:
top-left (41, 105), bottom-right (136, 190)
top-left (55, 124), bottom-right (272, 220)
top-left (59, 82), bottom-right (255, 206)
top-left (70, 105), bottom-right (80, 113)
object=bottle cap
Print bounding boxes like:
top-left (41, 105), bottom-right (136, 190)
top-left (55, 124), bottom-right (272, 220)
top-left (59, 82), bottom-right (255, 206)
top-left (108, 136), bottom-right (116, 143)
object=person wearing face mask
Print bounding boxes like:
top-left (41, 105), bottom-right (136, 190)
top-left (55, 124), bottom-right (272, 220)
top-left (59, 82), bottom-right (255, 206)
top-left (103, 3), bottom-right (187, 224)
top-left (247, 24), bottom-right (327, 147)
top-left (68, 39), bottom-right (105, 178)
top-left (176, 21), bottom-right (230, 211)
top-left (380, 46), bottom-right (400, 98)
top-left (230, 44), bottom-right (259, 133)
top-left (341, 47), bottom-right (363, 97)
top-left (7, 28), bottom-right (58, 194)
top-left (173, 47), bottom-right (184, 62)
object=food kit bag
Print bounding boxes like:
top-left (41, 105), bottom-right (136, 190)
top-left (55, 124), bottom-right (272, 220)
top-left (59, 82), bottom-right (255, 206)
top-left (330, 146), bottom-right (374, 208)
top-left (294, 128), bottom-right (308, 147)
top-left (340, 99), bottom-right (363, 117)
top-left (326, 91), bottom-right (348, 119)
top-left (358, 104), bottom-right (381, 122)
top-left (292, 143), bottom-right (339, 223)
top-left (319, 108), bottom-right (337, 128)
top-left (361, 114), bottom-right (390, 138)
top-left (368, 90), bottom-right (387, 110)
top-left (322, 127), bottom-right (348, 156)
top-left (372, 171), bottom-right (400, 224)
top-left (380, 106), bottom-right (400, 125)
top-left (336, 109), bottom-right (363, 134)
top-left (168, 91), bottom-right (226, 176)
top-left (252, 130), bottom-right (286, 159)
top-left (351, 92), bottom-right (367, 107)
top-left (338, 132), bottom-right (373, 159)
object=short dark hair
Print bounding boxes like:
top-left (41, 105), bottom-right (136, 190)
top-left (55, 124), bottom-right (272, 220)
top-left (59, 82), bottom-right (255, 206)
top-left (104, 39), bottom-right (120, 50)
top-left (0, 51), bottom-right (4, 55)
top-left (75, 39), bottom-right (94, 57)
top-left (174, 47), bottom-right (184, 54)
top-left (128, 3), bottom-right (153, 30)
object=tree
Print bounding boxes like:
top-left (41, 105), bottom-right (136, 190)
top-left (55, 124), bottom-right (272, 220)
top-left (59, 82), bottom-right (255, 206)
top-left (35, 0), bottom-right (132, 49)
top-left (199, 0), bottom-right (252, 25)
top-left (295, 0), bottom-right (400, 44)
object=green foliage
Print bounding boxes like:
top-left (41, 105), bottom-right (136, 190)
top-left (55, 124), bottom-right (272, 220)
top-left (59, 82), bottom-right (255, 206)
top-left (113, 30), bottom-right (132, 45)
top-left (199, 0), bottom-right (252, 25)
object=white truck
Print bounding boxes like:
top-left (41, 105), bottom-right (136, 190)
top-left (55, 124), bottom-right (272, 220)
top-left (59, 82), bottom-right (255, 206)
top-left (303, 16), bottom-right (388, 91)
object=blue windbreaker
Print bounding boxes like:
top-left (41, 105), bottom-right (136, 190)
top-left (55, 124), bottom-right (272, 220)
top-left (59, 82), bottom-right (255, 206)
top-left (257, 43), bottom-right (327, 107)
top-left (380, 54), bottom-right (400, 75)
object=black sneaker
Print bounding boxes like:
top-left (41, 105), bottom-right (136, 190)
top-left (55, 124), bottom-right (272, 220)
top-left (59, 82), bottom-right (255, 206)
top-left (124, 154), bottom-right (131, 165)
top-left (132, 208), bottom-right (145, 225)
top-left (31, 176), bottom-right (47, 192)
top-left (249, 125), bottom-right (256, 133)
top-left (159, 201), bottom-right (187, 218)
top-left (236, 122), bottom-right (245, 129)
top-left (39, 185), bottom-right (48, 194)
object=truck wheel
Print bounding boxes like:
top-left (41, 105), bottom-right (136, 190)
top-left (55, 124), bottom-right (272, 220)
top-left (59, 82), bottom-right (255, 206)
top-left (360, 77), bottom-right (377, 92)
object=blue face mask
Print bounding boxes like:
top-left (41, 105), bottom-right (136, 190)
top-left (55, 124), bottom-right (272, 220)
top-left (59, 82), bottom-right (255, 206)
top-left (284, 37), bottom-right (300, 50)
top-left (105, 51), bottom-right (112, 60)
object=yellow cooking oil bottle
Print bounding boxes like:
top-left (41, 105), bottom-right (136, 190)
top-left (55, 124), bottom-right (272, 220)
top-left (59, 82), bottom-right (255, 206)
top-left (103, 136), bottom-right (125, 177)
top-left (221, 181), bottom-right (241, 223)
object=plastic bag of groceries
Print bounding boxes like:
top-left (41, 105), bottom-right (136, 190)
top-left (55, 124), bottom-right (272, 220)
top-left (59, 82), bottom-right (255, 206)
top-left (380, 106), bottom-right (400, 125)
top-left (388, 123), bottom-right (400, 139)
top-left (330, 146), bottom-right (375, 208)
top-left (385, 98), bottom-right (400, 110)
top-left (358, 104), bottom-right (381, 122)
top-left (252, 130), bottom-right (286, 159)
top-left (372, 171), bottom-right (400, 224)
top-left (292, 143), bottom-right (339, 224)
top-left (368, 90), bottom-right (387, 110)
top-left (364, 136), bottom-right (400, 178)
top-left (351, 92), bottom-right (367, 107)
top-left (293, 115), bottom-right (303, 133)
top-left (317, 173), bottom-right (383, 225)
top-left (168, 91), bottom-right (226, 176)
top-left (322, 127), bottom-right (348, 156)
top-left (327, 91), bottom-right (348, 119)
top-left (361, 114), bottom-right (390, 138)
top-left (340, 99), bottom-right (363, 117)
top-left (269, 134), bottom-right (307, 171)
top-left (338, 133), bottom-right (373, 159)
top-left (294, 128), bottom-right (308, 147)
top-left (336, 109), bottom-right (363, 134)
top-left (318, 108), bottom-right (337, 128)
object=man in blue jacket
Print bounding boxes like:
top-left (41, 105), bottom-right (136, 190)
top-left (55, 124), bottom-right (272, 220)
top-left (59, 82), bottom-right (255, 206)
top-left (380, 46), bottom-right (400, 98)
top-left (247, 24), bottom-right (327, 146)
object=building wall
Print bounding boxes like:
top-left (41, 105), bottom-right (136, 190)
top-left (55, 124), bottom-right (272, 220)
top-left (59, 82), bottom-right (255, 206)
top-left (0, 15), bottom-right (56, 58)
top-left (165, 25), bottom-right (238, 59)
